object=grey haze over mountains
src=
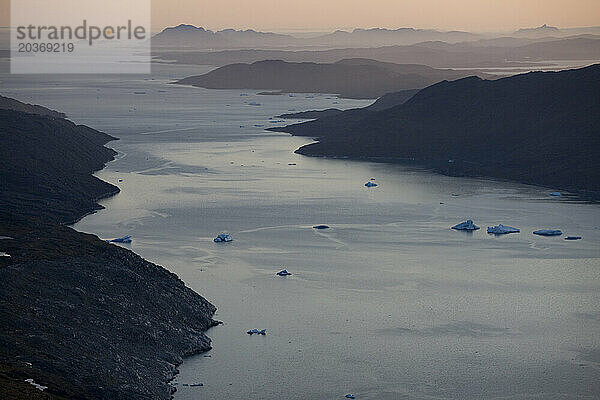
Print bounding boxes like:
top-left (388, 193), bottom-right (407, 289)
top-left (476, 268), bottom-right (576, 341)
top-left (152, 23), bottom-right (600, 50)
top-left (154, 36), bottom-right (600, 69)
top-left (152, 24), bottom-right (482, 49)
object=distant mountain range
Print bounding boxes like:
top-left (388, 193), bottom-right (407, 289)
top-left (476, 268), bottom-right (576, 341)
top-left (514, 24), bottom-right (561, 38)
top-left (152, 23), bottom-right (600, 50)
top-left (270, 64), bottom-right (600, 194)
top-left (155, 36), bottom-right (600, 69)
top-left (175, 58), bottom-right (493, 99)
top-left (153, 24), bottom-right (481, 49)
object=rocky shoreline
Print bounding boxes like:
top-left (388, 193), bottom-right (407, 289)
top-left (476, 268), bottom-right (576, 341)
top-left (0, 99), bottom-right (218, 399)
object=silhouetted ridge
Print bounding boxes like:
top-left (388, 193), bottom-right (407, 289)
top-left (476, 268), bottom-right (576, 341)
top-left (271, 65), bottom-right (600, 194)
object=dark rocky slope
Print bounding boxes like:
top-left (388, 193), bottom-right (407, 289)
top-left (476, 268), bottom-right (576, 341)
top-left (0, 104), bottom-right (217, 399)
top-left (271, 64), bottom-right (600, 195)
top-left (176, 58), bottom-right (491, 99)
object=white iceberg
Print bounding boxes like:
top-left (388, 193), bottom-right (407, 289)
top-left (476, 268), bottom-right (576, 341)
top-left (214, 233), bottom-right (233, 243)
top-left (533, 229), bottom-right (562, 236)
top-left (277, 269), bottom-right (292, 276)
top-left (247, 329), bottom-right (266, 335)
top-left (451, 220), bottom-right (480, 231)
top-left (106, 235), bottom-right (132, 243)
top-left (565, 236), bottom-right (582, 240)
top-left (487, 224), bottom-right (520, 234)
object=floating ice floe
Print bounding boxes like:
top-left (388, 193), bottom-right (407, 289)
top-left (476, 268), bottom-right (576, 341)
top-left (214, 233), bottom-right (233, 243)
top-left (248, 102), bottom-right (261, 106)
top-left (0, 252), bottom-right (10, 257)
top-left (549, 192), bottom-right (562, 197)
top-left (533, 229), bottom-right (562, 236)
top-left (365, 182), bottom-right (378, 187)
top-left (487, 224), bottom-right (520, 234)
top-left (25, 379), bottom-right (47, 392)
top-left (106, 235), bottom-right (132, 243)
top-left (345, 395), bottom-right (356, 399)
top-left (247, 329), bottom-right (266, 335)
top-left (564, 236), bottom-right (582, 240)
top-left (313, 225), bottom-right (330, 230)
top-left (189, 383), bottom-right (204, 387)
top-left (288, 163), bottom-right (297, 166)
top-left (277, 269), bottom-right (292, 276)
top-left (451, 220), bottom-right (480, 231)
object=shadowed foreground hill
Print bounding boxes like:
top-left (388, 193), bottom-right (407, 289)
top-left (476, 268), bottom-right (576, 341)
top-left (271, 65), bottom-right (600, 194)
top-left (176, 59), bottom-right (491, 99)
top-left (0, 104), bottom-right (217, 399)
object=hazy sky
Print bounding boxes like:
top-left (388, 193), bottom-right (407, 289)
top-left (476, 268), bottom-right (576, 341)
top-left (150, 0), bottom-right (600, 32)
top-left (1, 0), bottom-right (598, 33)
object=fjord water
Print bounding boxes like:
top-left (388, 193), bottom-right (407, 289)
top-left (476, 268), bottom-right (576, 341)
top-left (2, 64), bottom-right (599, 399)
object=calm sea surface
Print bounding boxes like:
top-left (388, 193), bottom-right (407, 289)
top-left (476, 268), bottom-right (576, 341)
top-left (2, 62), bottom-right (599, 399)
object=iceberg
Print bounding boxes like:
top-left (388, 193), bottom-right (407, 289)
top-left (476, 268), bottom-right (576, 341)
top-left (247, 329), bottom-right (266, 335)
top-left (549, 192), bottom-right (561, 197)
top-left (487, 224), bottom-right (520, 234)
top-left (564, 236), bottom-right (582, 240)
top-left (533, 229), bottom-right (562, 236)
top-left (277, 269), bottom-right (292, 276)
top-left (107, 235), bottom-right (132, 243)
top-left (451, 220), bottom-right (480, 231)
top-left (248, 102), bottom-right (261, 106)
top-left (312, 225), bottom-right (330, 230)
top-left (345, 395), bottom-right (356, 399)
top-left (214, 233), bottom-right (233, 243)
top-left (365, 182), bottom-right (378, 187)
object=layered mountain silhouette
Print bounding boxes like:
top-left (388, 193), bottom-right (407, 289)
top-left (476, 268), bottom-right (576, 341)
top-left (175, 59), bottom-right (492, 98)
top-left (152, 23), bottom-right (600, 50)
top-left (152, 24), bottom-right (481, 49)
top-left (270, 65), bottom-right (600, 193)
top-left (155, 36), bottom-right (600, 68)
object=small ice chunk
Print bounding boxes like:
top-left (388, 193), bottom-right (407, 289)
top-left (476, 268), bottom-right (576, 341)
top-left (189, 383), bottom-right (204, 387)
top-left (0, 252), bottom-right (10, 257)
top-left (345, 395), bottom-right (356, 399)
top-left (487, 224), bottom-right (520, 234)
top-left (365, 182), bottom-right (378, 187)
top-left (452, 220), bottom-right (480, 231)
top-left (248, 102), bottom-right (261, 106)
top-left (107, 235), bottom-right (132, 243)
top-left (247, 329), bottom-right (266, 335)
top-left (277, 269), bottom-right (292, 276)
top-left (25, 379), bottom-right (47, 392)
top-left (549, 192), bottom-right (562, 197)
top-left (214, 233), bottom-right (233, 243)
top-left (288, 163), bottom-right (297, 166)
top-left (533, 229), bottom-right (562, 236)
top-left (313, 225), bottom-right (330, 230)
top-left (564, 236), bottom-right (582, 240)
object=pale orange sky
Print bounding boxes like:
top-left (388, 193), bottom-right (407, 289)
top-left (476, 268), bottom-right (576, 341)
top-left (149, 0), bottom-right (600, 32)
top-left (1, 0), bottom-right (599, 33)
